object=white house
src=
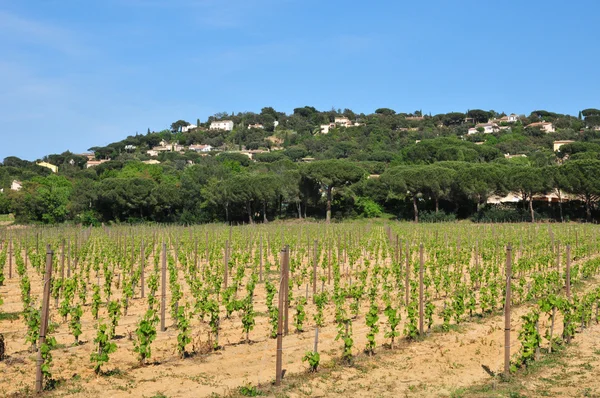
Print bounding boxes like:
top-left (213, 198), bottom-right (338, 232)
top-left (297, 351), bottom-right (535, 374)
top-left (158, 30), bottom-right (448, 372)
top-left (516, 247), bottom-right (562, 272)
top-left (124, 144), bottom-right (137, 151)
top-left (181, 124), bottom-right (197, 133)
top-left (320, 123), bottom-right (335, 134)
top-left (86, 159), bottom-right (110, 168)
top-left (468, 123), bottom-right (499, 135)
top-left (210, 120), bottom-right (234, 131)
top-left (507, 113), bottom-right (520, 123)
top-left (11, 180), bottom-right (22, 191)
top-left (334, 116), bottom-right (353, 127)
top-left (526, 122), bottom-right (555, 133)
top-left (248, 123), bottom-right (264, 129)
top-left (189, 144), bottom-right (213, 152)
top-left (553, 140), bottom-right (575, 152)
top-left (147, 150), bottom-right (159, 157)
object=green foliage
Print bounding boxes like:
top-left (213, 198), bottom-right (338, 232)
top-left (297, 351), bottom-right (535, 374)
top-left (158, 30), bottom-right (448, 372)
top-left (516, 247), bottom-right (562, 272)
top-left (134, 309), bottom-right (158, 365)
top-left (302, 350), bottom-right (320, 372)
top-left (90, 323), bottom-right (117, 375)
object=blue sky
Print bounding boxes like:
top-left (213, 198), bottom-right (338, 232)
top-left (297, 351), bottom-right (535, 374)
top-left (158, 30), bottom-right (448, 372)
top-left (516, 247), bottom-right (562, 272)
top-left (1, 0), bottom-right (598, 161)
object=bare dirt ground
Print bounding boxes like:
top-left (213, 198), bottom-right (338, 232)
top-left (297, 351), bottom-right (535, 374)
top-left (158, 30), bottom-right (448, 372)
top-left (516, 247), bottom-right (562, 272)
top-left (0, 246), bottom-right (598, 398)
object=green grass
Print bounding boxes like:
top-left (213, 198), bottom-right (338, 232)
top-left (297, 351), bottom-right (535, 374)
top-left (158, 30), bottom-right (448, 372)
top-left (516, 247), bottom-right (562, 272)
top-left (0, 214), bottom-right (14, 222)
top-left (0, 311), bottom-right (21, 321)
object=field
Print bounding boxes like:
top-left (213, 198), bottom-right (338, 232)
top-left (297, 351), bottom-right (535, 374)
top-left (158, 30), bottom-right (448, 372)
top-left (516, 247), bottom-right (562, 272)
top-left (1, 221), bottom-right (600, 397)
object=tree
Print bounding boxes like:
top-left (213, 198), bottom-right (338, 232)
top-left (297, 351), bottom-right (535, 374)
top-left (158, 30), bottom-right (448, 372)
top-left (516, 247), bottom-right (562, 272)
top-left (560, 160), bottom-right (600, 222)
top-left (455, 163), bottom-right (506, 211)
top-left (467, 109), bottom-right (491, 124)
top-left (303, 160), bottom-right (365, 222)
top-left (170, 120), bottom-right (190, 132)
top-left (507, 166), bottom-right (552, 222)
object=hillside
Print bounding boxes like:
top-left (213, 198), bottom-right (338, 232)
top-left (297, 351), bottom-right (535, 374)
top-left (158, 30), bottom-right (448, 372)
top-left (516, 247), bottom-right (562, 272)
top-left (2, 106), bottom-right (600, 225)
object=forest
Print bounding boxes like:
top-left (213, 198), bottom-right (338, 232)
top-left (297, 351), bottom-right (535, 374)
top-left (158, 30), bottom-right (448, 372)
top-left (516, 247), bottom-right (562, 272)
top-left (2, 107), bottom-right (600, 224)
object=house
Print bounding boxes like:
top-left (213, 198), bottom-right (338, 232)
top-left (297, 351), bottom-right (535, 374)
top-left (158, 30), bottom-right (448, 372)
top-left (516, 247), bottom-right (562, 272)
top-left (301, 157), bottom-right (316, 163)
top-left (405, 116), bottom-right (424, 121)
top-left (248, 123), bottom-right (264, 129)
top-left (189, 144), bottom-right (213, 152)
top-left (210, 120), bottom-right (234, 131)
top-left (181, 124), bottom-right (197, 133)
top-left (36, 162), bottom-right (58, 173)
top-left (553, 140), bottom-right (575, 152)
top-left (334, 116), bottom-right (353, 127)
top-left (173, 144), bottom-right (185, 152)
top-left (152, 145), bottom-right (171, 152)
top-left (487, 192), bottom-right (521, 204)
top-left (320, 123), bottom-right (335, 134)
top-left (468, 123), bottom-right (500, 135)
top-left (504, 153), bottom-right (527, 159)
top-left (124, 145), bottom-right (136, 151)
top-left (146, 150), bottom-right (159, 157)
top-left (10, 180), bottom-right (22, 191)
top-left (142, 160), bottom-right (161, 165)
top-left (86, 159), bottom-right (110, 168)
top-left (496, 113), bottom-right (520, 123)
top-left (526, 122), bottom-right (555, 133)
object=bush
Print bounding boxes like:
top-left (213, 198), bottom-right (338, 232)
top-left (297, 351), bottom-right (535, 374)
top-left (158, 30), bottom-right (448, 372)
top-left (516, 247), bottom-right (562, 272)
top-left (419, 210), bottom-right (456, 223)
top-left (471, 205), bottom-right (545, 223)
top-left (355, 197), bottom-right (383, 218)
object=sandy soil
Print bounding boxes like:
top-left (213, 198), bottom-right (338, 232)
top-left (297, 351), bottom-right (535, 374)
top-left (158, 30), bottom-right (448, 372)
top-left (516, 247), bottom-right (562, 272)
top-left (0, 232), bottom-right (598, 398)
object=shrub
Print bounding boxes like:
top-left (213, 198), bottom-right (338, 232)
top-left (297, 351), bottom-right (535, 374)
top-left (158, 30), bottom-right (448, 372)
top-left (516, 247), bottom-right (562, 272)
top-left (419, 210), bottom-right (456, 223)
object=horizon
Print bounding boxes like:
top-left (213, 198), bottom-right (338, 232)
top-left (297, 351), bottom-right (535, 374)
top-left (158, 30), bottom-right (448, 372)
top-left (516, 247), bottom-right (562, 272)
top-left (2, 0), bottom-right (598, 161)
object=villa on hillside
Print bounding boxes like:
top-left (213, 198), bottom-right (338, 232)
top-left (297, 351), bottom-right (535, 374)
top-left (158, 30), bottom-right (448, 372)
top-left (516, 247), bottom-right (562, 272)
top-left (181, 124), bottom-right (197, 132)
top-left (37, 161), bottom-right (58, 173)
top-left (553, 140), bottom-right (575, 152)
top-left (526, 122), bottom-right (555, 133)
top-left (189, 144), bottom-right (213, 152)
top-left (468, 122), bottom-right (500, 135)
top-left (320, 123), bottom-right (336, 134)
top-left (86, 159), bottom-right (110, 168)
top-left (11, 180), bottom-right (22, 191)
top-left (210, 120), bottom-right (234, 131)
top-left (248, 123), bottom-right (264, 129)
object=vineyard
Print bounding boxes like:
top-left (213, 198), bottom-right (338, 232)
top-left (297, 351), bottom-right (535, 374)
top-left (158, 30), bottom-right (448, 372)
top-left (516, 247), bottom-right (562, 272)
top-left (0, 222), bottom-right (599, 397)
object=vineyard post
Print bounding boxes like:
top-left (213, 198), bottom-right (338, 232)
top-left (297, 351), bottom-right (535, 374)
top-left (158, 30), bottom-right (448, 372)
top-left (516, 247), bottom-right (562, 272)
top-left (8, 238), bottom-right (12, 279)
top-left (259, 235), bottom-right (263, 283)
top-left (25, 233), bottom-right (28, 269)
top-left (67, 238), bottom-right (71, 278)
top-left (224, 240), bottom-right (229, 289)
top-left (566, 245), bottom-right (571, 299)
top-left (556, 242), bottom-right (560, 276)
top-left (60, 238), bottom-right (65, 284)
top-left (275, 246), bottom-right (287, 386)
top-left (140, 239), bottom-right (145, 298)
top-left (205, 231), bottom-right (209, 262)
top-left (504, 243), bottom-right (512, 378)
top-left (314, 327), bottom-right (319, 354)
top-left (160, 242), bottom-right (167, 332)
top-left (395, 235), bottom-right (399, 264)
top-left (405, 241), bottom-right (410, 306)
top-left (312, 240), bottom-right (318, 303)
top-left (327, 242), bottom-right (331, 285)
top-left (284, 245), bottom-right (290, 336)
top-left (35, 245), bottom-right (53, 393)
top-left (419, 243), bottom-right (424, 335)
top-left (194, 237), bottom-right (198, 276)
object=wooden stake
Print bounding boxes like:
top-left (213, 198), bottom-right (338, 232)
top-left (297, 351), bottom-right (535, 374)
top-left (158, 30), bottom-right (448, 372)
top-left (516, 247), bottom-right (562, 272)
top-left (160, 242), bottom-right (167, 332)
top-left (566, 244), bottom-right (571, 299)
top-left (35, 246), bottom-right (53, 393)
top-left (312, 240), bottom-right (318, 303)
top-left (140, 239), bottom-right (145, 298)
top-left (504, 243), bottom-right (512, 378)
top-left (419, 243), bottom-right (424, 335)
top-left (275, 246), bottom-right (287, 386)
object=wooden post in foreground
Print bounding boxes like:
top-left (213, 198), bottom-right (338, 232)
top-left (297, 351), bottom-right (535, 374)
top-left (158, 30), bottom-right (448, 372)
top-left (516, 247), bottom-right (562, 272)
top-left (405, 241), bottom-right (410, 306)
top-left (160, 242), bottom-right (167, 332)
top-left (275, 246), bottom-right (288, 386)
top-left (140, 239), bottom-right (145, 298)
top-left (419, 243), bottom-right (424, 335)
top-left (312, 240), bottom-right (318, 303)
top-left (35, 246), bottom-right (53, 393)
top-left (566, 245), bottom-right (571, 299)
top-left (504, 243), bottom-right (512, 378)
top-left (223, 240), bottom-right (229, 289)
